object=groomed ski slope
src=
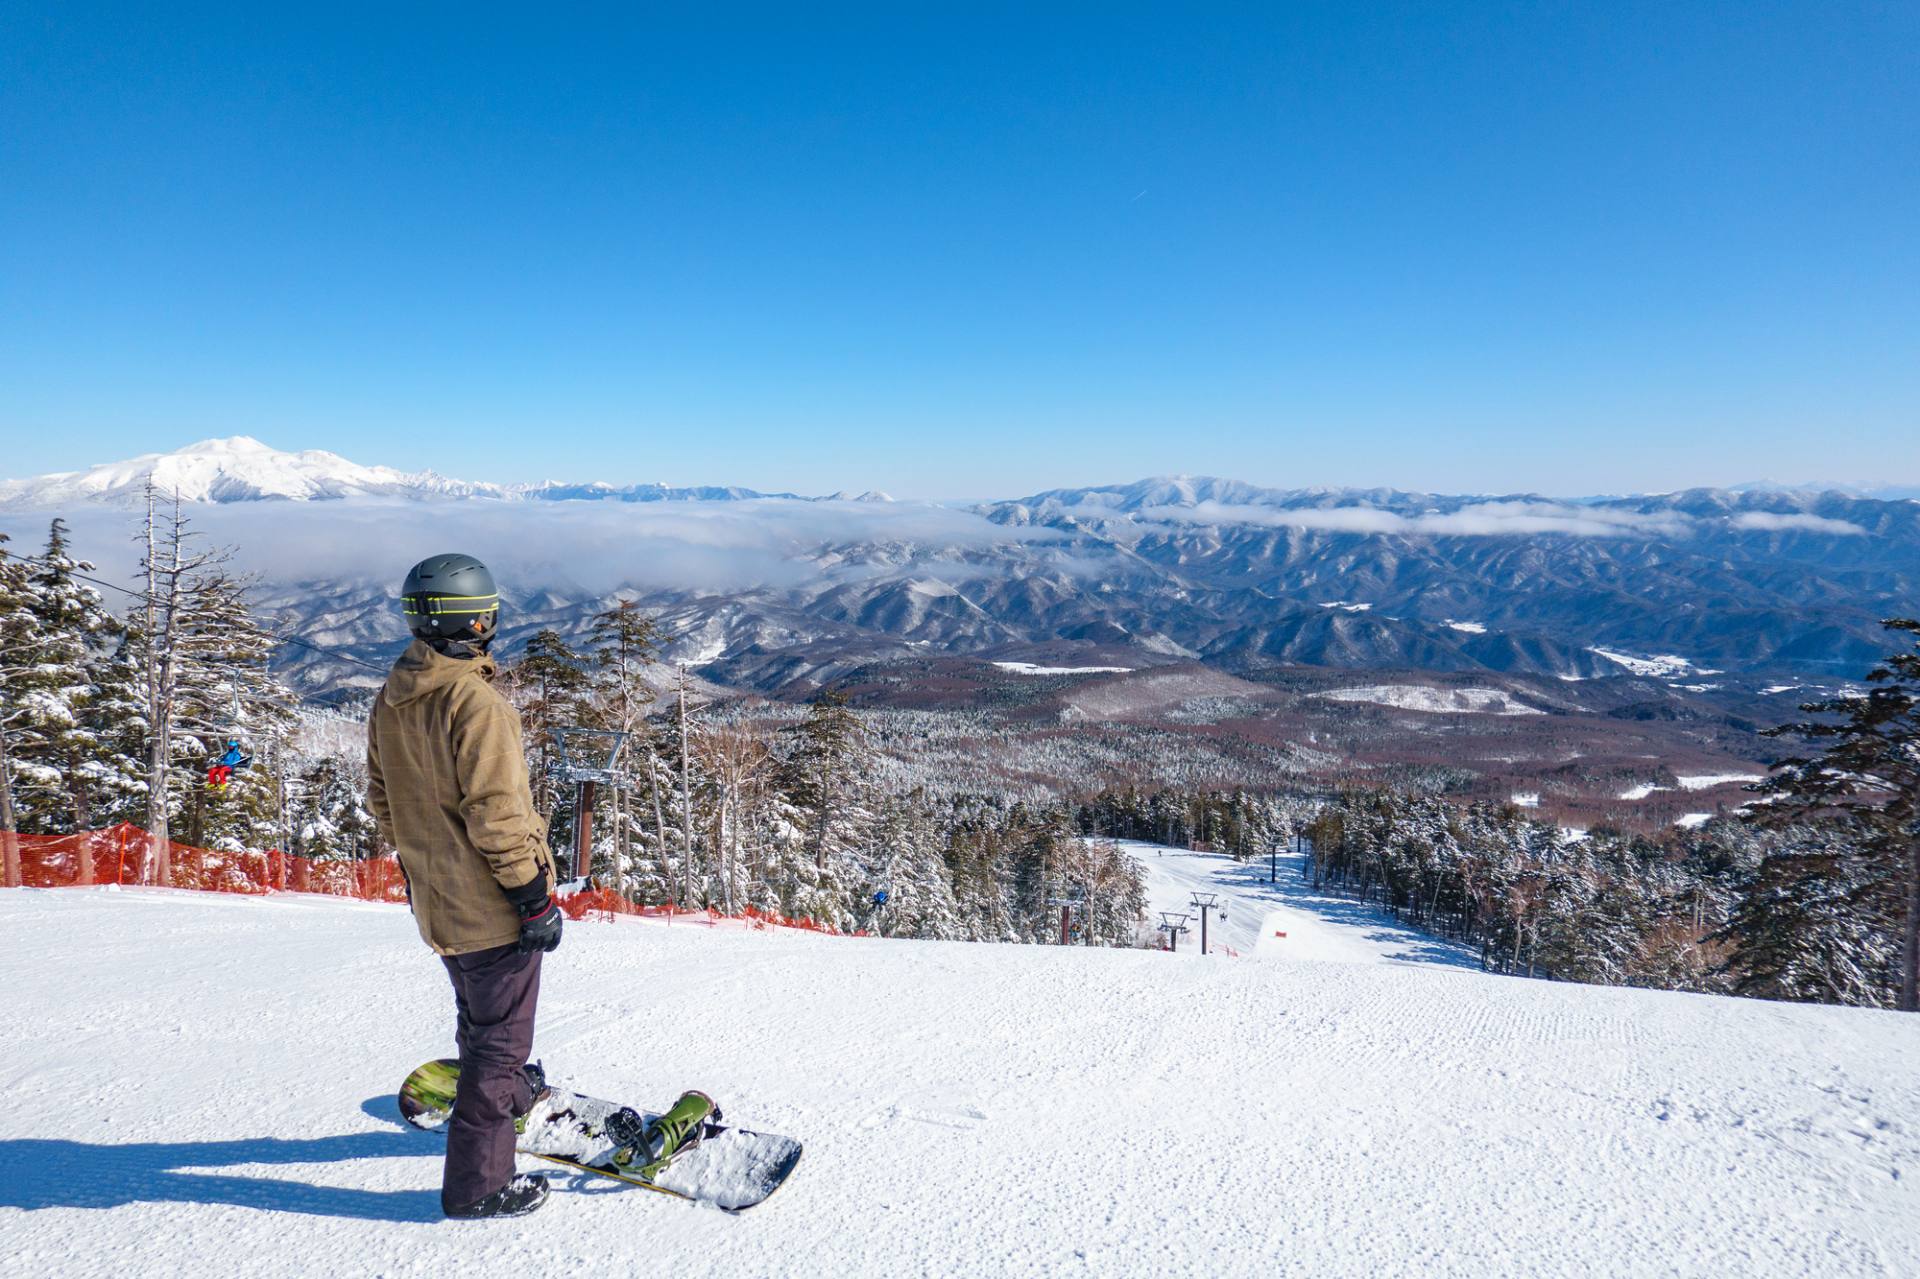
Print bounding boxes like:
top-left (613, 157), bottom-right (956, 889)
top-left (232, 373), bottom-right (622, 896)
top-left (1124, 839), bottom-right (1482, 966)
top-left (2, 881), bottom-right (1916, 1278)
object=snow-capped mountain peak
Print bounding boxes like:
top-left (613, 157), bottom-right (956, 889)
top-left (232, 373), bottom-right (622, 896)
top-left (0, 436), bottom-right (499, 505)
top-left (0, 438), bottom-right (813, 507)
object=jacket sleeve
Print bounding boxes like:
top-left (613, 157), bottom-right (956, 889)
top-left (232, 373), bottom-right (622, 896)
top-left (365, 709), bottom-right (395, 852)
top-left (450, 688), bottom-right (551, 894)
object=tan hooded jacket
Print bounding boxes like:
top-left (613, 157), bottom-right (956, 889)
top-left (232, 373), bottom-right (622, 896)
top-left (366, 639), bottom-right (554, 955)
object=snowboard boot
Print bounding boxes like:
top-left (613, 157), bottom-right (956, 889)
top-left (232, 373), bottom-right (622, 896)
top-left (445, 1173), bottom-right (550, 1220)
top-left (509, 1061), bottom-right (553, 1136)
top-left (607, 1091), bottom-right (720, 1181)
top-left (520, 1061), bottom-right (551, 1110)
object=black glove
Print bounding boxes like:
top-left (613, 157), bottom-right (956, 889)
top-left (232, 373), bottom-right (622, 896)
top-left (517, 897), bottom-right (563, 954)
top-left (505, 873), bottom-right (563, 955)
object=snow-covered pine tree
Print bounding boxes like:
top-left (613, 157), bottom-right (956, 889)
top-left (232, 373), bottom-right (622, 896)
top-left (942, 800), bottom-right (1019, 941)
top-left (16, 519), bottom-right (133, 833)
top-left (1715, 823), bottom-right (1897, 1006)
top-left (74, 628), bottom-right (150, 831)
top-left (169, 567), bottom-right (297, 852)
top-left (502, 628), bottom-right (598, 849)
top-left (1008, 806), bottom-right (1080, 943)
top-left (1744, 617), bottom-right (1920, 1010)
top-left (625, 716), bottom-right (683, 904)
top-left (776, 690), bottom-right (875, 929)
top-left (290, 753), bottom-right (379, 860)
top-left (1637, 820), bottom-right (1759, 992)
top-left (0, 526), bottom-right (75, 834)
top-left (864, 793), bottom-right (962, 940)
top-left (0, 531), bottom-right (41, 886)
top-left (1532, 857), bottom-right (1650, 987)
top-left (1078, 836), bottom-right (1146, 946)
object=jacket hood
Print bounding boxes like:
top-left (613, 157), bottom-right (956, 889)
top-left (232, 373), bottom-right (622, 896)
top-left (383, 638), bottom-right (497, 707)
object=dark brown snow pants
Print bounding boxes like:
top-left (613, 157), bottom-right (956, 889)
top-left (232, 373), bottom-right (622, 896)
top-left (439, 942), bottom-right (542, 1212)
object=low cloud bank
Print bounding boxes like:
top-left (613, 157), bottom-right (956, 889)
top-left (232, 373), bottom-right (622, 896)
top-left (1114, 501), bottom-right (1866, 538)
top-left (1729, 511), bottom-right (1867, 535)
top-left (1129, 500), bottom-right (1692, 537)
top-left (1, 491), bottom-right (1869, 610)
top-left (5, 497), bottom-right (1061, 598)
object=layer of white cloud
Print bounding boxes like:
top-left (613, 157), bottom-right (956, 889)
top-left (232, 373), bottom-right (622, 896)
top-left (10, 497), bottom-right (1065, 597)
top-left (1083, 500), bottom-right (1869, 539)
top-left (1729, 511), bottom-right (1866, 535)
top-left (3, 488), bottom-right (1872, 612)
top-left (1128, 500), bottom-right (1693, 538)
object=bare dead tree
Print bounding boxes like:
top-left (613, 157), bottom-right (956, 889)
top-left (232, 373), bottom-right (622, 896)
top-left (135, 484), bottom-right (226, 884)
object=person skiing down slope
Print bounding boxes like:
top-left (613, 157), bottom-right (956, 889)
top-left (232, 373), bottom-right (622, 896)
top-left (366, 553), bottom-right (564, 1220)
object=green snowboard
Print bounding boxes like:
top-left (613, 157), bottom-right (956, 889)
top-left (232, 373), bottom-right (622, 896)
top-left (398, 1059), bottom-right (802, 1211)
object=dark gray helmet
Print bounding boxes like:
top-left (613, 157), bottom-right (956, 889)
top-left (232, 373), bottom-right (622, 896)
top-left (401, 553), bottom-right (500, 642)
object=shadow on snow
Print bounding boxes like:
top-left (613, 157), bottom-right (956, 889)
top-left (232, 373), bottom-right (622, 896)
top-left (0, 1097), bottom-right (444, 1222)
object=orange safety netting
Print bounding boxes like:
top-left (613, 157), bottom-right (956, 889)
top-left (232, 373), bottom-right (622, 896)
top-left (1, 823), bottom-right (408, 901)
top-left (555, 884), bottom-right (860, 936)
top-left (1, 824), bottom-right (857, 935)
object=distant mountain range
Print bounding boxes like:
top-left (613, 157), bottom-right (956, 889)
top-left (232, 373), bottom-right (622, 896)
top-left (0, 435), bottom-right (894, 506)
top-left (3, 438), bottom-right (1917, 697)
top-left (3, 438), bottom-right (1913, 509)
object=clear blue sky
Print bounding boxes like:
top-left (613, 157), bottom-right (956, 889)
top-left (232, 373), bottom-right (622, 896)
top-left (2, 3), bottom-right (1914, 497)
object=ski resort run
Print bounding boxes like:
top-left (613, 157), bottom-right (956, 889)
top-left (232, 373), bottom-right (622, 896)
top-left (990, 661), bottom-right (1135, 676)
top-left (1312, 685), bottom-right (1543, 715)
top-left (3, 865), bottom-right (1915, 1278)
top-left (1586, 649), bottom-right (1714, 679)
top-left (1123, 840), bottom-right (1480, 966)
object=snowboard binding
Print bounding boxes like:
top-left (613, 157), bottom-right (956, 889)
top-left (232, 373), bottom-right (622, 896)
top-left (607, 1090), bottom-right (721, 1181)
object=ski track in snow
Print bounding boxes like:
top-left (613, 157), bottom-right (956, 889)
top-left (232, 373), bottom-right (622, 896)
top-left (2, 887), bottom-right (1916, 1278)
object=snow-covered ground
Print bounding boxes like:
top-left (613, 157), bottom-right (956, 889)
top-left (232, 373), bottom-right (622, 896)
top-left (1676, 773), bottom-right (1765, 791)
top-left (1121, 840), bottom-right (1479, 967)
top-left (4, 886), bottom-right (1917, 1278)
top-left (1588, 649), bottom-right (1709, 678)
top-left (1315, 685), bottom-right (1543, 715)
top-left (1619, 776), bottom-right (1763, 802)
top-left (992, 661), bottom-right (1135, 676)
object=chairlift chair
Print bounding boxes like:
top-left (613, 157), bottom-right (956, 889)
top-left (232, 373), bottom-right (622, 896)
top-left (206, 682), bottom-right (253, 792)
top-left (551, 727), bottom-right (630, 785)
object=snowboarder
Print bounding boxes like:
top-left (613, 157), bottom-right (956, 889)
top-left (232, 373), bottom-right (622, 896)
top-left (366, 552), bottom-right (563, 1220)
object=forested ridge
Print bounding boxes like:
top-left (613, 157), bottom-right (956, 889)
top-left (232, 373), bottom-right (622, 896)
top-left (2, 512), bottom-right (1914, 1008)
top-left (0, 511), bottom-right (1147, 945)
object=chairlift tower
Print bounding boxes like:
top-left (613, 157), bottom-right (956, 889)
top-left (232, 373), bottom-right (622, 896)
top-left (551, 727), bottom-right (629, 883)
top-left (1048, 891), bottom-right (1086, 946)
top-left (1189, 892), bottom-right (1224, 955)
top-left (1157, 911), bottom-right (1192, 954)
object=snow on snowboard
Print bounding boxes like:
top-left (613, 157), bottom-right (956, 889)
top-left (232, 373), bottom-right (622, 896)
top-left (398, 1059), bottom-right (802, 1211)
